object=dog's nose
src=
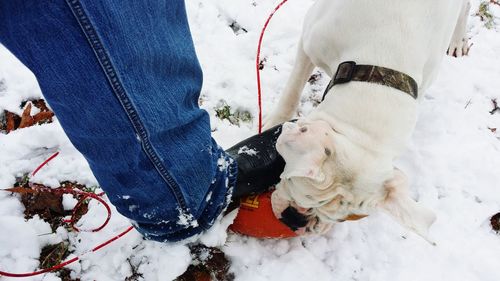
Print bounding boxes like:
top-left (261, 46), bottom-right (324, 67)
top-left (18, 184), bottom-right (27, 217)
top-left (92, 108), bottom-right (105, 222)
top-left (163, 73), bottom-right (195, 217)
top-left (279, 206), bottom-right (309, 231)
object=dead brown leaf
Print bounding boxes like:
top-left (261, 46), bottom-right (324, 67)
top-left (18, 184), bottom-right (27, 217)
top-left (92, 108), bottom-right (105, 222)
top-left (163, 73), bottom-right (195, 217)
top-left (40, 242), bottom-right (69, 269)
top-left (4, 186), bottom-right (40, 194)
top-left (59, 268), bottom-right (81, 281)
top-left (5, 110), bottom-right (19, 133)
top-left (491, 212), bottom-right (500, 233)
top-left (176, 245), bottom-right (233, 281)
top-left (19, 102), bottom-right (35, 129)
top-left (33, 111), bottom-right (54, 124)
top-left (32, 99), bottom-right (51, 112)
top-left (2, 99), bottom-right (54, 133)
top-left (38, 242), bottom-right (80, 280)
top-left (19, 183), bottom-right (65, 231)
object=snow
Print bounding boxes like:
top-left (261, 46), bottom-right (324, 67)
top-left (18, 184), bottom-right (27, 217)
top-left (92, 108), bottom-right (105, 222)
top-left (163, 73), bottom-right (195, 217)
top-left (199, 209), bottom-right (239, 248)
top-left (1, 0), bottom-right (500, 280)
top-left (238, 145), bottom-right (259, 156)
top-left (217, 155), bottom-right (230, 172)
top-left (62, 194), bottom-right (78, 211)
top-left (177, 207), bottom-right (199, 228)
top-left (0, 217), bottom-right (40, 276)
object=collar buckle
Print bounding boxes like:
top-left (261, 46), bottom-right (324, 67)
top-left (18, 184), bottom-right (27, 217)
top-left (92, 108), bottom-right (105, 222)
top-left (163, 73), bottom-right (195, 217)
top-left (333, 61), bottom-right (357, 84)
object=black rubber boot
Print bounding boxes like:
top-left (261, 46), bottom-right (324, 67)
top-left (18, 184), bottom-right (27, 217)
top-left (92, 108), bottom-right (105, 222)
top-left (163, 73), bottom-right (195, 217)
top-left (226, 124), bottom-right (286, 200)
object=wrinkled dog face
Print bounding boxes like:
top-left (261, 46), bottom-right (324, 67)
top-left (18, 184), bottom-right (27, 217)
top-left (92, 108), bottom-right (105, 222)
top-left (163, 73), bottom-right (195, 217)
top-left (273, 119), bottom-right (436, 240)
top-left (276, 119), bottom-right (335, 181)
top-left (273, 119), bottom-right (351, 234)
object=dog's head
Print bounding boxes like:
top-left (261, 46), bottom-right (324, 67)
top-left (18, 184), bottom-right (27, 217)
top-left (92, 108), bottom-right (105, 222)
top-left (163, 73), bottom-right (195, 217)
top-left (277, 119), bottom-right (336, 183)
top-left (274, 119), bottom-right (436, 240)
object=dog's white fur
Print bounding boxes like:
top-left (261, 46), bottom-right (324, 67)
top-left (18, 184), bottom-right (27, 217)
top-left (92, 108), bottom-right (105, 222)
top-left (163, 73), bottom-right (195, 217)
top-left (267, 0), bottom-right (471, 239)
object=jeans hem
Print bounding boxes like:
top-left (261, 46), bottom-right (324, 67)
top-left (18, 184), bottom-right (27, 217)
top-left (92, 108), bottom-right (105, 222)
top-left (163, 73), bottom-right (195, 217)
top-left (133, 153), bottom-right (238, 242)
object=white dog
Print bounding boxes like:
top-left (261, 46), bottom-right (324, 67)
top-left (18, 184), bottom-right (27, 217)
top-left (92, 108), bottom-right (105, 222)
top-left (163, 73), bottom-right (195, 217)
top-left (266, 0), bottom-right (471, 239)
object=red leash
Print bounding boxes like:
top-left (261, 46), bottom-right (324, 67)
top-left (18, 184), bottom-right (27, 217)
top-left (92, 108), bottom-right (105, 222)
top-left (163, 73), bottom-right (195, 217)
top-left (0, 152), bottom-right (134, 278)
top-left (1, 0), bottom-right (290, 277)
top-left (256, 0), bottom-right (289, 133)
top-left (0, 227), bottom-right (134, 278)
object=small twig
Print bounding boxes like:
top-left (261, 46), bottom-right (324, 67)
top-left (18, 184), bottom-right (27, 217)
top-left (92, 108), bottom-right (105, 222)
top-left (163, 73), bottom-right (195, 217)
top-left (464, 99), bottom-right (472, 109)
top-left (37, 232), bottom-right (55, 237)
top-left (491, 0), bottom-right (500, 7)
top-left (125, 258), bottom-right (144, 281)
top-left (489, 99), bottom-right (500, 115)
top-left (464, 42), bottom-right (474, 56)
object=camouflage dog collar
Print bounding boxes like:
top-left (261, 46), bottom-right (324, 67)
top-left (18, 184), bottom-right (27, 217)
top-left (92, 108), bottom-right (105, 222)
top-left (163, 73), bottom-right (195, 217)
top-left (322, 61), bottom-right (418, 101)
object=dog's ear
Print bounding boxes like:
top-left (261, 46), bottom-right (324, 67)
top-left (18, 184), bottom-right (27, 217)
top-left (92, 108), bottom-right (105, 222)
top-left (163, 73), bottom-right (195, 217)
top-left (378, 169), bottom-right (436, 243)
top-left (281, 155), bottom-right (325, 182)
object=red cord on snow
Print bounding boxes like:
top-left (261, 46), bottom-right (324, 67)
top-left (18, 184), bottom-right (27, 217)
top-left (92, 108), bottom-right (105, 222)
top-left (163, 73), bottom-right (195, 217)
top-left (1, 0), bottom-right (290, 277)
top-left (0, 152), bottom-right (134, 278)
top-left (0, 227), bottom-right (134, 278)
top-left (256, 0), bottom-right (289, 134)
top-left (30, 151), bottom-right (60, 177)
top-left (30, 152), bottom-right (112, 233)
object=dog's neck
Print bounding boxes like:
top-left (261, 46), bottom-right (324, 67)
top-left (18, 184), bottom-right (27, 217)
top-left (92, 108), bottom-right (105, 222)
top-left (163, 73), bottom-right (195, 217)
top-left (309, 81), bottom-right (418, 159)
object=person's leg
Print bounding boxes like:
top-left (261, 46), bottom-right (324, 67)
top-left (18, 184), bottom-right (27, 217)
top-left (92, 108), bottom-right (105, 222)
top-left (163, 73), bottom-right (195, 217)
top-left (0, 0), bottom-right (236, 241)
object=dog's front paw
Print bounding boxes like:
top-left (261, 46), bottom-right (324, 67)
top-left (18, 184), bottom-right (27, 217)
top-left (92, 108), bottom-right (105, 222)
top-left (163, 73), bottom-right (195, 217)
top-left (447, 38), bottom-right (472, 57)
top-left (262, 114), bottom-right (289, 131)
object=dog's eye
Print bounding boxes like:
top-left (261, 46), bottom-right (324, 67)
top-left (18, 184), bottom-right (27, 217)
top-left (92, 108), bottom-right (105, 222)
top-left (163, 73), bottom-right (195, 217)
top-left (299, 126), bottom-right (308, 133)
top-left (324, 148), bottom-right (332, 156)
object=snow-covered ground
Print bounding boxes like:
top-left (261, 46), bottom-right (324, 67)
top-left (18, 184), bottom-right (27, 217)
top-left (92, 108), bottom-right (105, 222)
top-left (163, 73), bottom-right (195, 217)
top-left (1, 0), bottom-right (500, 280)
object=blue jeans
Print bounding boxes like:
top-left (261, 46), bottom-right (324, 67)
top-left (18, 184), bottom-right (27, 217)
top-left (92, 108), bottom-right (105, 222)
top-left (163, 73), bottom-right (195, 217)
top-left (0, 0), bottom-right (237, 242)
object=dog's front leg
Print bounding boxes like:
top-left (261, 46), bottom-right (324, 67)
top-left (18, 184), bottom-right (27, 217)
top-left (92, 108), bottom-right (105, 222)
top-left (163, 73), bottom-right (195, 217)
top-left (263, 39), bottom-right (314, 130)
top-left (447, 0), bottom-right (471, 57)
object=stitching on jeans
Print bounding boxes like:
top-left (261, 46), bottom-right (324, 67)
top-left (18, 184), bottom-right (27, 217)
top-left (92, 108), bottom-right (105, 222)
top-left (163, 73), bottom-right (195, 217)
top-left (64, 0), bottom-right (189, 213)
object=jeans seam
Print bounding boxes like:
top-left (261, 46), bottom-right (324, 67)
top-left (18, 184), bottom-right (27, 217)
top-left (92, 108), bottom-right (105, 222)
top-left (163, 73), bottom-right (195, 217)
top-left (65, 0), bottom-right (189, 213)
